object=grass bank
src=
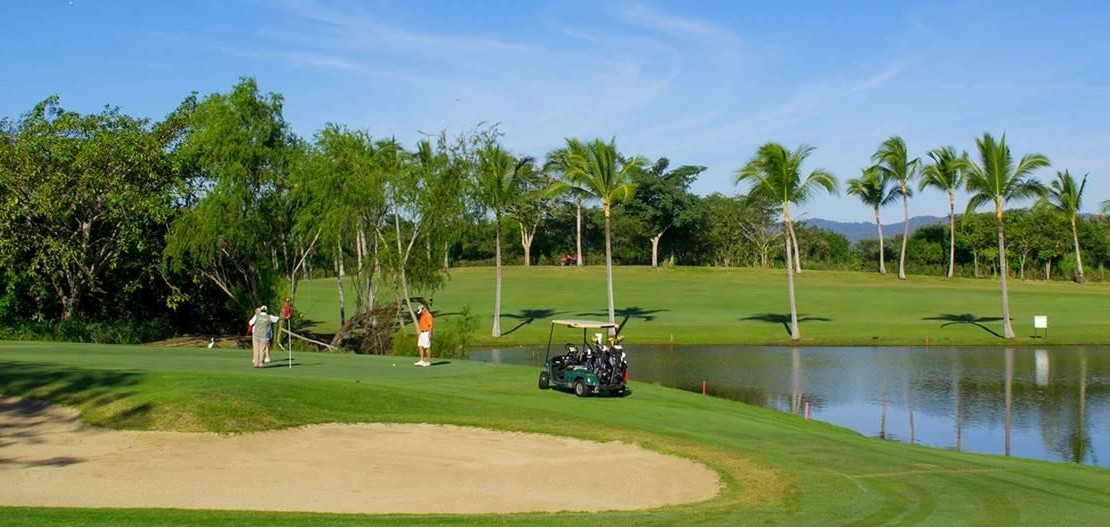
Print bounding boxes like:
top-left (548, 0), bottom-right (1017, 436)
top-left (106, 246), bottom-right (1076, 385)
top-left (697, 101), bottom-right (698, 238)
top-left (292, 266), bottom-right (1110, 346)
top-left (2, 341), bottom-right (1109, 525)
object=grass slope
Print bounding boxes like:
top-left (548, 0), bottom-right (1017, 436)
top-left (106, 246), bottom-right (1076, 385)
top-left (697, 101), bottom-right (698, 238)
top-left (293, 266), bottom-right (1110, 346)
top-left (2, 342), bottom-right (1109, 525)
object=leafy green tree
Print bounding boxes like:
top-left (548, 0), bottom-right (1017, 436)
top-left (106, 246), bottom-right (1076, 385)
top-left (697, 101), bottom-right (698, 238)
top-left (920, 146), bottom-right (966, 278)
top-left (290, 124), bottom-right (387, 325)
top-left (846, 166), bottom-right (893, 273)
top-left (872, 135), bottom-right (919, 280)
top-left (504, 161), bottom-right (551, 266)
top-left (474, 141), bottom-right (534, 337)
top-left (1038, 170), bottom-right (1088, 282)
top-left (625, 158), bottom-right (705, 267)
top-left (964, 133), bottom-right (1050, 338)
top-left (734, 143), bottom-right (837, 340)
top-left (562, 138), bottom-right (647, 326)
top-left (164, 78), bottom-right (296, 316)
top-left (0, 97), bottom-right (177, 321)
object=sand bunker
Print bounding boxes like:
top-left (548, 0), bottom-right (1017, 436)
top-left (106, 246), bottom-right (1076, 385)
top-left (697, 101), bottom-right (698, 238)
top-left (0, 397), bottom-right (719, 514)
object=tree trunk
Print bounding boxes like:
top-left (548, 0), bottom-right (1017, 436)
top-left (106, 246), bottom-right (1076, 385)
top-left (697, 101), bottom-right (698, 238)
top-left (1071, 216), bottom-right (1085, 282)
top-left (973, 249), bottom-right (979, 278)
top-left (492, 214), bottom-right (503, 337)
top-left (519, 222), bottom-right (536, 267)
top-left (898, 187), bottom-right (909, 280)
top-left (650, 230), bottom-right (665, 268)
top-left (946, 192), bottom-right (956, 279)
top-left (996, 205), bottom-right (1015, 339)
top-left (575, 198), bottom-right (584, 267)
top-left (1045, 260), bottom-right (1051, 280)
top-left (784, 205), bottom-right (800, 341)
top-left (335, 239), bottom-right (346, 327)
top-left (788, 221), bottom-right (802, 274)
top-left (873, 206), bottom-right (886, 274)
top-left (604, 202), bottom-right (616, 330)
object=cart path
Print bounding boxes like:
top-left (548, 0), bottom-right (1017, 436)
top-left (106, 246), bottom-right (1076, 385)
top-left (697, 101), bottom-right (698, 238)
top-left (0, 397), bottom-right (719, 514)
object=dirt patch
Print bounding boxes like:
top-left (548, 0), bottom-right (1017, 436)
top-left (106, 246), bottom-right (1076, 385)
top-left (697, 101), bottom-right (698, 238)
top-left (0, 397), bottom-right (720, 514)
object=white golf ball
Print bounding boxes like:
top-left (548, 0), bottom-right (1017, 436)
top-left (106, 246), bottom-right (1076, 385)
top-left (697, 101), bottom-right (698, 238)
top-left (392, 363), bottom-right (396, 367)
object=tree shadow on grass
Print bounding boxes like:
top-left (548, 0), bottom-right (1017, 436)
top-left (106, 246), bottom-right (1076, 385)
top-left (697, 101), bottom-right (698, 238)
top-left (501, 308), bottom-right (565, 336)
top-left (922, 313), bottom-right (1005, 339)
top-left (575, 306), bottom-right (670, 335)
top-left (740, 313), bottom-right (832, 336)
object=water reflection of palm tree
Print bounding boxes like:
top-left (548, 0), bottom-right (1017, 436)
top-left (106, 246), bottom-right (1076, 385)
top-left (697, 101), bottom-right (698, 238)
top-left (879, 369), bottom-right (889, 440)
top-left (1005, 348), bottom-right (1014, 457)
top-left (952, 357), bottom-right (963, 452)
top-left (1072, 350), bottom-right (1091, 464)
top-left (904, 356), bottom-right (916, 445)
top-left (790, 347), bottom-right (802, 415)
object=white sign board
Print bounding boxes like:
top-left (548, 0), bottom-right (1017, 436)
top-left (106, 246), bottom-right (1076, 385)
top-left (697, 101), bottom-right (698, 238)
top-left (1034, 316), bottom-right (1048, 329)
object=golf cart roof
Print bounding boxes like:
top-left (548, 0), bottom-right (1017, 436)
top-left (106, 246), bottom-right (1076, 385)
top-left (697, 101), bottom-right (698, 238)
top-left (550, 319), bottom-right (617, 329)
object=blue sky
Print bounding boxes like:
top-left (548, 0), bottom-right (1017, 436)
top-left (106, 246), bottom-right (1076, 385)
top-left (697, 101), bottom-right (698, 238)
top-left (3, 0), bottom-right (1108, 222)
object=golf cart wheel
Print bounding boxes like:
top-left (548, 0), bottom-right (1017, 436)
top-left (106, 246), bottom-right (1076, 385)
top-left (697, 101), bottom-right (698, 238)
top-left (573, 380), bottom-right (588, 397)
top-left (538, 371), bottom-right (550, 390)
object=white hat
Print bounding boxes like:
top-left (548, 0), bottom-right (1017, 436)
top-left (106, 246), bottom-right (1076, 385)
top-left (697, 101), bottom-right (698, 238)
top-left (260, 305), bottom-right (268, 312)
top-left (416, 304), bottom-right (425, 313)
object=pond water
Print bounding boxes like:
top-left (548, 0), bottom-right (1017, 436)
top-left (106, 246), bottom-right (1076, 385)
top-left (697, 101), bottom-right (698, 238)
top-left (470, 345), bottom-right (1110, 468)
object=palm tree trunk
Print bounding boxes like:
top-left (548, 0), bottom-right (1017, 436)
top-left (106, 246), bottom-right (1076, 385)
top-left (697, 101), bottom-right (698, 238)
top-left (996, 206), bottom-right (1015, 339)
top-left (899, 188), bottom-right (909, 280)
top-left (873, 207), bottom-right (886, 274)
top-left (604, 203), bottom-right (616, 329)
top-left (575, 198), bottom-right (584, 267)
top-left (947, 192), bottom-right (956, 279)
top-left (492, 215), bottom-right (502, 337)
top-left (788, 221), bottom-right (802, 274)
top-left (1071, 216), bottom-right (1085, 282)
top-left (1004, 347), bottom-right (1014, 455)
top-left (784, 208), bottom-right (800, 340)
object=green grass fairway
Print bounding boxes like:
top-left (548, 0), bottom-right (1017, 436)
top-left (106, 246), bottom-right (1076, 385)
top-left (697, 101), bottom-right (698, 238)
top-left (294, 266), bottom-right (1110, 346)
top-left (2, 342), bottom-right (1109, 525)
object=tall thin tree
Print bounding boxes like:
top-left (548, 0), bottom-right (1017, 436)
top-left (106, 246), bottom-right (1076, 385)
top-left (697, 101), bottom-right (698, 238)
top-left (544, 147), bottom-right (587, 267)
top-left (475, 142), bottom-right (533, 337)
top-left (964, 133), bottom-right (1049, 339)
top-left (734, 143), bottom-right (837, 340)
top-left (1038, 170), bottom-right (1088, 282)
top-left (562, 138), bottom-right (646, 326)
top-left (872, 136), bottom-right (919, 280)
top-left (919, 146), bottom-right (966, 279)
top-left (846, 166), bottom-right (893, 274)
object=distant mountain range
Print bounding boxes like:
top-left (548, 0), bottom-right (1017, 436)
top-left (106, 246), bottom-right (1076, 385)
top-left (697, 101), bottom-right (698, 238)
top-left (807, 215), bottom-right (948, 243)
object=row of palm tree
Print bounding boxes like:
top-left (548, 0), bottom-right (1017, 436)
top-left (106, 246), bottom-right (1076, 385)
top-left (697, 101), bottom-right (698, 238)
top-left (484, 131), bottom-right (1081, 343)
top-left (736, 132), bottom-right (1063, 341)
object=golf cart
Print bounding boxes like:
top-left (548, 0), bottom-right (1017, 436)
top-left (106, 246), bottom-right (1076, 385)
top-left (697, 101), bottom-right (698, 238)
top-left (538, 319), bottom-right (628, 397)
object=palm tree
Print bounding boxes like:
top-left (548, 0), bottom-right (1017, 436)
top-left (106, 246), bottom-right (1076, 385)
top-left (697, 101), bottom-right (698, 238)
top-left (475, 142), bottom-right (533, 337)
top-left (846, 166), bottom-right (892, 274)
top-left (734, 143), bottom-right (837, 340)
top-left (964, 133), bottom-right (1049, 339)
top-left (562, 137), bottom-right (646, 326)
top-left (919, 146), bottom-right (966, 279)
top-left (1039, 170), bottom-right (1088, 282)
top-left (872, 136), bottom-right (918, 280)
top-left (544, 146), bottom-right (587, 267)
